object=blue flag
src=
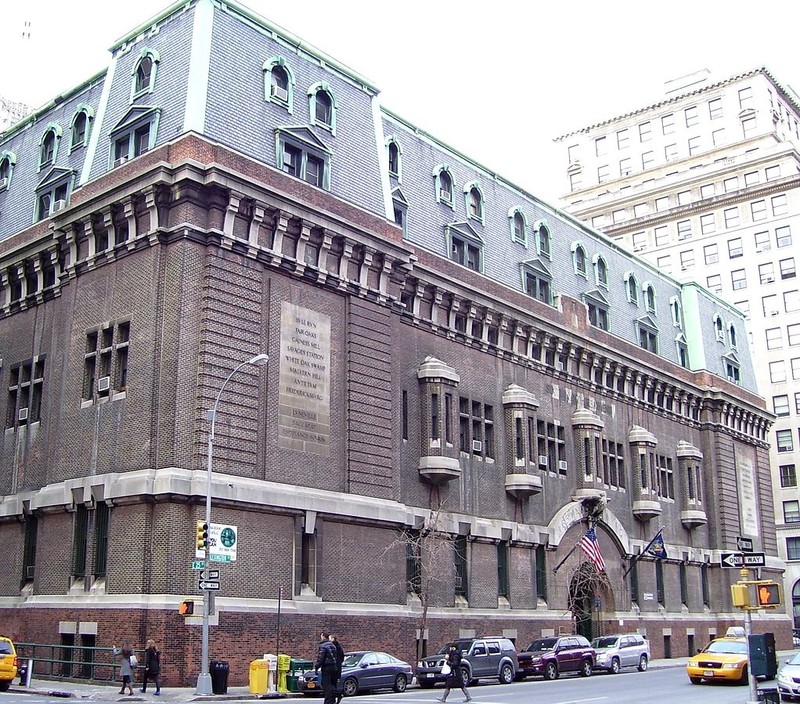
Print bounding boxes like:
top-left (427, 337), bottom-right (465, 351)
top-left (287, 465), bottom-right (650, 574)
top-left (646, 530), bottom-right (668, 559)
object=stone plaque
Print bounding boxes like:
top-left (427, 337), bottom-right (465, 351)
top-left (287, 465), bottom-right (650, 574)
top-left (277, 302), bottom-right (331, 454)
top-left (736, 447), bottom-right (759, 537)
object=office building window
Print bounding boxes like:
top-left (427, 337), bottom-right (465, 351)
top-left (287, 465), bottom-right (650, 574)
top-left (595, 136), bottom-right (607, 156)
top-left (781, 258), bottom-right (797, 280)
top-left (706, 274), bottom-right (722, 293)
top-left (688, 136), bottom-right (701, 155)
top-left (665, 143), bottom-right (678, 161)
top-left (731, 269), bottom-right (747, 290)
top-left (766, 165), bottom-right (781, 180)
top-left (700, 213), bottom-right (716, 235)
top-left (724, 208), bottom-right (740, 228)
top-left (777, 429), bottom-right (794, 452)
top-left (759, 263), bottom-right (775, 284)
top-left (777, 225), bottom-right (792, 247)
top-left (712, 128), bottom-right (726, 146)
top-left (744, 171), bottom-right (760, 187)
top-left (450, 233), bottom-right (482, 272)
top-left (678, 190), bottom-right (692, 205)
top-left (770, 361), bottom-right (786, 383)
top-left (754, 231), bottom-right (771, 251)
top-left (6, 359), bottom-right (45, 428)
top-left (654, 226), bottom-right (669, 246)
top-left (523, 265), bottom-right (553, 306)
top-left (766, 328), bottom-right (782, 350)
top-left (632, 232), bottom-right (647, 251)
top-left (703, 244), bottom-right (718, 264)
top-left (774, 395), bottom-right (790, 417)
top-left (637, 322), bottom-right (658, 353)
top-left (788, 537), bottom-right (800, 561)
top-left (655, 196), bottom-right (669, 212)
top-left (620, 158), bottom-right (632, 177)
top-left (685, 105), bottom-right (699, 127)
top-left (639, 122), bottom-right (652, 142)
top-left (680, 250), bottom-right (694, 270)
top-left (656, 255), bottom-right (671, 274)
top-left (700, 183), bottom-right (715, 198)
top-left (785, 290), bottom-right (800, 313)
top-left (733, 299), bottom-right (749, 316)
top-left (742, 117), bottom-right (757, 138)
top-left (724, 176), bottom-right (738, 192)
top-left (617, 129), bottom-right (629, 150)
top-left (751, 200), bottom-right (767, 221)
top-left (793, 358), bottom-right (800, 380)
top-left (642, 151), bottom-right (654, 169)
top-left (790, 324), bottom-right (800, 347)
top-left (708, 98), bottom-right (723, 119)
top-left (677, 220), bottom-right (692, 240)
top-left (773, 195), bottom-right (789, 217)
top-left (781, 464), bottom-right (797, 488)
top-left (738, 87), bottom-right (754, 109)
top-left (661, 113), bottom-right (675, 135)
top-left (598, 164), bottom-right (610, 183)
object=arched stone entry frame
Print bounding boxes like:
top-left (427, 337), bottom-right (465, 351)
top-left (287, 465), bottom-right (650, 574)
top-left (547, 501), bottom-right (630, 637)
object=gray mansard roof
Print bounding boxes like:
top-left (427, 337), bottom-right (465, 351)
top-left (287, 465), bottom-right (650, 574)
top-left (0, 0), bottom-right (757, 393)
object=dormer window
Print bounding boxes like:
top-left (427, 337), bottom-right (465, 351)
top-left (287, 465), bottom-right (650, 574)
top-left (593, 254), bottom-right (609, 288)
top-left (272, 66), bottom-right (289, 101)
top-left (434, 165), bottom-right (454, 206)
top-left (309, 82), bottom-right (337, 134)
top-left (131, 49), bottom-right (160, 99)
top-left (39, 125), bottom-right (62, 169)
top-left (0, 151), bottom-right (16, 191)
top-left (263, 57), bottom-right (295, 111)
top-left (572, 242), bottom-right (587, 278)
top-left (386, 137), bottom-right (402, 180)
top-left (535, 221), bottom-right (551, 258)
top-left (644, 283), bottom-right (656, 314)
top-left (464, 181), bottom-right (484, 224)
top-left (625, 272), bottom-right (639, 305)
top-left (69, 105), bottom-right (94, 152)
top-left (509, 208), bottom-right (526, 245)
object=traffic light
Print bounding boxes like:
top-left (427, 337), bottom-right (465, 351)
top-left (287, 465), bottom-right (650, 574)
top-left (196, 520), bottom-right (209, 551)
top-left (731, 583), bottom-right (749, 608)
top-left (179, 599), bottom-right (194, 615)
top-left (756, 581), bottom-right (781, 608)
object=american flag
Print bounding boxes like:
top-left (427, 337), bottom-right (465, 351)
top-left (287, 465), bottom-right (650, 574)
top-left (579, 527), bottom-right (606, 572)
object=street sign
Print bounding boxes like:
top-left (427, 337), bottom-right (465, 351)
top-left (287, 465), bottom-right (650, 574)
top-left (191, 561), bottom-right (206, 570)
top-left (742, 552), bottom-right (766, 567)
top-left (198, 580), bottom-right (220, 591)
top-left (199, 569), bottom-right (220, 580)
top-left (736, 536), bottom-right (754, 552)
top-left (721, 552), bottom-right (743, 568)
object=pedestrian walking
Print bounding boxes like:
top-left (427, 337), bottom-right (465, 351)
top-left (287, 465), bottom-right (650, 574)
top-left (140, 639), bottom-right (162, 695)
top-left (329, 634), bottom-right (345, 704)
top-left (112, 642), bottom-right (136, 696)
top-left (436, 644), bottom-right (470, 703)
top-left (314, 631), bottom-right (339, 704)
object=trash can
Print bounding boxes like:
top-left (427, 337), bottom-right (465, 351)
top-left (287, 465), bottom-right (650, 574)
top-left (249, 659), bottom-right (270, 695)
top-left (277, 654), bottom-right (291, 693)
top-left (758, 687), bottom-right (780, 703)
top-left (288, 659), bottom-right (313, 693)
top-left (210, 661), bottom-right (229, 695)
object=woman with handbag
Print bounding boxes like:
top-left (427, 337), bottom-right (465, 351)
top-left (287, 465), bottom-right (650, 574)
top-left (112, 642), bottom-right (136, 695)
top-left (140, 639), bottom-right (162, 695)
top-left (436, 644), bottom-right (471, 703)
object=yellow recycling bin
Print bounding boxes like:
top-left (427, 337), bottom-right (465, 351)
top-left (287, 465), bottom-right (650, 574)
top-left (277, 654), bottom-right (291, 693)
top-left (249, 659), bottom-right (271, 695)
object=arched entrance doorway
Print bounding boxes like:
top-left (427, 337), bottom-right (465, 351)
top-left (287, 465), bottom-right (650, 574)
top-left (568, 561), bottom-right (615, 640)
top-left (792, 580), bottom-right (800, 629)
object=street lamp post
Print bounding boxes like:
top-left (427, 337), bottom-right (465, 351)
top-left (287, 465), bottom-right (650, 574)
top-left (196, 353), bottom-right (269, 695)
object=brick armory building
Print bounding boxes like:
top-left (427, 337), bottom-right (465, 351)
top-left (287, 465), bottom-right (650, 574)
top-left (0, 0), bottom-right (789, 685)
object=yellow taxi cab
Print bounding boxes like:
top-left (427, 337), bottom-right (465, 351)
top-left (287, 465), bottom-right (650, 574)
top-left (0, 636), bottom-right (19, 691)
top-left (686, 637), bottom-right (749, 685)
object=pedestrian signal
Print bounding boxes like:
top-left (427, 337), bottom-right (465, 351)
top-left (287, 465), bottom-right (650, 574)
top-left (756, 581), bottom-right (781, 607)
top-left (196, 521), bottom-right (209, 551)
top-left (179, 599), bottom-right (194, 615)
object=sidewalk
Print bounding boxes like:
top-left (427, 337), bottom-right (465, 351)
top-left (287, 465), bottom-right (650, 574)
top-left (8, 653), bottom-right (792, 701)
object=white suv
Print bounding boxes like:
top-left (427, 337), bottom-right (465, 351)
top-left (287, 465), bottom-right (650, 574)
top-left (590, 634), bottom-right (650, 674)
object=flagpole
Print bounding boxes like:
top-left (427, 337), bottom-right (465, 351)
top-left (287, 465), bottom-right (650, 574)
top-left (553, 541), bottom-right (580, 575)
top-left (622, 525), bottom-right (665, 578)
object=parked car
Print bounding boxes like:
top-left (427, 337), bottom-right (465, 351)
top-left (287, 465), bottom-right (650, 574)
top-left (416, 637), bottom-right (518, 687)
top-left (516, 635), bottom-right (595, 680)
top-left (777, 651), bottom-right (800, 701)
top-left (793, 628), bottom-right (800, 648)
top-left (686, 637), bottom-right (749, 685)
top-left (299, 651), bottom-right (412, 697)
top-left (590, 633), bottom-right (650, 674)
top-left (0, 637), bottom-right (19, 692)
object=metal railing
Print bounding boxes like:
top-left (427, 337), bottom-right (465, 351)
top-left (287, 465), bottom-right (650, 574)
top-left (15, 643), bottom-right (141, 684)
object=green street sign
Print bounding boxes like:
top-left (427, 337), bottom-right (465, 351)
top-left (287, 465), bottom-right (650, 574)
top-left (191, 560), bottom-right (206, 570)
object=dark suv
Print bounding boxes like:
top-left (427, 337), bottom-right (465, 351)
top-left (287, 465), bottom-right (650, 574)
top-left (517, 635), bottom-right (595, 680)
top-left (416, 637), bottom-right (519, 687)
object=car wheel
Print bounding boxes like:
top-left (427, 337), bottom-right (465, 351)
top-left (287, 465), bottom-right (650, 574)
top-left (461, 666), bottom-right (474, 686)
top-left (499, 663), bottom-right (514, 684)
top-left (738, 666), bottom-right (748, 685)
top-left (580, 659), bottom-right (592, 677)
top-left (637, 655), bottom-right (648, 672)
top-left (689, 677), bottom-right (701, 685)
top-left (393, 675), bottom-right (407, 693)
top-left (544, 662), bottom-right (559, 681)
top-left (610, 657), bottom-right (621, 675)
top-left (342, 677), bottom-right (359, 697)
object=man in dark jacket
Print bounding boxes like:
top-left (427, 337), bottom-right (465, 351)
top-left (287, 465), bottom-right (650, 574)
top-left (329, 634), bottom-right (345, 704)
top-left (315, 632), bottom-right (339, 704)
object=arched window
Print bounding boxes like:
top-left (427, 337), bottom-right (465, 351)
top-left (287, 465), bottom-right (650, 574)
top-left (386, 137), bottom-right (402, 179)
top-left (534, 220), bottom-right (551, 258)
top-left (625, 272), bottom-right (639, 305)
top-left (729, 323), bottom-right (738, 349)
top-left (572, 242), bottom-right (587, 277)
top-left (433, 165), bottom-right (454, 206)
top-left (508, 208), bottom-right (526, 245)
top-left (308, 82), bottom-right (337, 134)
top-left (69, 105), bottom-right (94, 152)
top-left (463, 181), bottom-right (484, 223)
top-left (713, 314), bottom-right (725, 341)
top-left (670, 296), bottom-right (681, 327)
top-left (594, 254), bottom-right (608, 288)
top-left (39, 125), bottom-right (62, 168)
top-left (644, 283), bottom-right (656, 313)
top-left (0, 151), bottom-right (16, 190)
top-left (263, 57), bottom-right (295, 112)
top-left (132, 49), bottom-right (159, 98)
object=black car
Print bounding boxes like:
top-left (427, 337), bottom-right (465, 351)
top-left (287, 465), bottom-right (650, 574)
top-left (299, 651), bottom-right (412, 697)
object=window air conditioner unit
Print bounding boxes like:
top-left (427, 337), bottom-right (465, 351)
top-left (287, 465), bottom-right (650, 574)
top-left (472, 440), bottom-right (483, 453)
top-left (52, 199), bottom-right (67, 212)
top-left (97, 376), bottom-right (111, 392)
top-left (114, 156), bottom-right (128, 167)
top-left (18, 407), bottom-right (29, 421)
top-left (538, 455), bottom-right (548, 467)
top-left (439, 189), bottom-right (451, 201)
top-left (0, 177), bottom-right (7, 190)
top-left (271, 85), bottom-right (288, 101)
top-left (621, 169), bottom-right (631, 176)
top-left (556, 361), bottom-right (565, 372)
top-left (25, 565), bottom-right (35, 580)
top-left (558, 460), bottom-right (568, 471)
top-left (771, 310), bottom-right (780, 316)
top-left (633, 246), bottom-right (645, 252)
top-left (764, 276), bottom-right (774, 283)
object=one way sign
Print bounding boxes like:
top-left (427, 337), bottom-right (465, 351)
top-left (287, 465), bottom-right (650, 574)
top-left (720, 552), bottom-right (766, 568)
top-left (720, 552), bottom-right (743, 568)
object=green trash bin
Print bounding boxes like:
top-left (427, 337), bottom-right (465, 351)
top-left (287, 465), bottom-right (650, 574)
top-left (288, 659), bottom-right (313, 693)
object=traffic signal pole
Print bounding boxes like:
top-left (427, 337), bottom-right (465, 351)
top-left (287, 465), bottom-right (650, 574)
top-left (741, 567), bottom-right (758, 704)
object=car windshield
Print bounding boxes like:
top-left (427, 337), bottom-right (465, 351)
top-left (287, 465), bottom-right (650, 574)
top-left (704, 641), bottom-right (747, 655)
top-left (0, 643), bottom-right (11, 654)
top-left (342, 654), bottom-right (364, 667)
top-left (787, 653), bottom-right (800, 666)
top-left (592, 637), bottom-right (618, 648)
top-left (436, 641), bottom-right (471, 655)
top-left (528, 638), bottom-right (558, 651)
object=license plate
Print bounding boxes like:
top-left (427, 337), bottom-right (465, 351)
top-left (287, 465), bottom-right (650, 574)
top-left (425, 673), bottom-right (435, 678)
top-left (307, 683), bottom-right (316, 688)
top-left (703, 670), bottom-right (714, 677)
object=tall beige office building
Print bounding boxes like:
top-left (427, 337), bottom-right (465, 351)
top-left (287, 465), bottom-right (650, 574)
top-left (557, 67), bottom-right (800, 629)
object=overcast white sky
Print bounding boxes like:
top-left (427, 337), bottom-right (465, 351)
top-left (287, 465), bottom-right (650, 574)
top-left (1, 0), bottom-right (798, 201)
